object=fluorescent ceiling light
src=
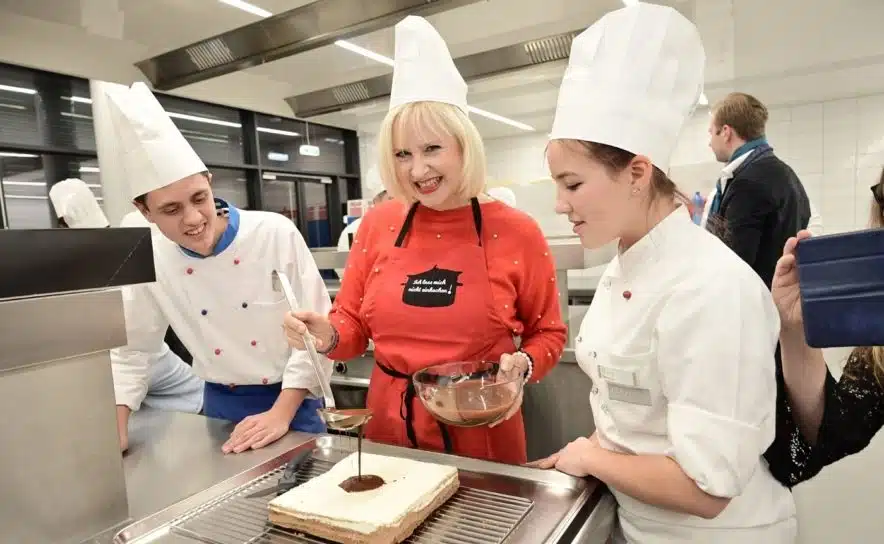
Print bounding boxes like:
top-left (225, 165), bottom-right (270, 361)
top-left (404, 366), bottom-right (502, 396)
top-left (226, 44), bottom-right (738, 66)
top-left (218, 0), bottom-right (271, 18)
top-left (62, 95), bottom-right (94, 104)
top-left (0, 152), bottom-right (38, 158)
top-left (699, 92), bottom-right (709, 106)
top-left (3, 89), bottom-right (301, 136)
top-left (5, 194), bottom-right (103, 201)
top-left (3, 180), bottom-right (101, 188)
top-left (257, 127), bottom-right (300, 137)
top-left (79, 166), bottom-right (100, 173)
top-left (622, 0), bottom-right (640, 6)
top-left (334, 40), bottom-right (395, 67)
top-left (166, 111), bottom-right (241, 128)
top-left (333, 40), bottom-right (534, 131)
top-left (0, 84), bottom-right (37, 95)
top-left (467, 106), bottom-right (534, 131)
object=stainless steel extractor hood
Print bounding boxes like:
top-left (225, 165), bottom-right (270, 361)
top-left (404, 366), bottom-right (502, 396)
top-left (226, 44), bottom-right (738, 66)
top-left (136, 0), bottom-right (485, 91)
top-left (285, 29), bottom-right (578, 118)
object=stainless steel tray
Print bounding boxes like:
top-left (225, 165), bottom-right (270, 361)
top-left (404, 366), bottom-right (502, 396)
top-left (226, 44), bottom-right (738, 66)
top-left (114, 435), bottom-right (600, 544)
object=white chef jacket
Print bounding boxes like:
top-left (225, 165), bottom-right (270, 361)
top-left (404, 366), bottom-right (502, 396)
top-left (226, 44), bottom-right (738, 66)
top-left (576, 207), bottom-right (796, 542)
top-left (111, 206), bottom-right (333, 411)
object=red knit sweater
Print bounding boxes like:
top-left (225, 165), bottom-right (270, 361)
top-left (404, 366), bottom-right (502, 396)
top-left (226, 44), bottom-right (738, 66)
top-left (328, 199), bottom-right (567, 381)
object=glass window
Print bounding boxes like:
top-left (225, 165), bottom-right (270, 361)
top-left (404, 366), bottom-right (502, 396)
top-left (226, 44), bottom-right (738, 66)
top-left (0, 153), bottom-right (102, 229)
top-left (0, 64), bottom-right (95, 152)
top-left (155, 94), bottom-right (246, 166)
top-left (302, 179), bottom-right (331, 248)
top-left (257, 115), bottom-right (348, 174)
top-left (261, 173), bottom-right (300, 224)
top-left (210, 167), bottom-right (249, 209)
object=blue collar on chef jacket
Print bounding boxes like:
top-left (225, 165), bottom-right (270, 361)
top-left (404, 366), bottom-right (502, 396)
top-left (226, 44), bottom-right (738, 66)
top-left (179, 198), bottom-right (240, 259)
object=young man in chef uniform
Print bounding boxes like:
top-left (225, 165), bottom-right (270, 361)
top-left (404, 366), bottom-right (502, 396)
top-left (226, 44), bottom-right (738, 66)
top-left (531, 4), bottom-right (796, 542)
top-left (103, 82), bottom-right (332, 453)
top-left (49, 178), bottom-right (204, 416)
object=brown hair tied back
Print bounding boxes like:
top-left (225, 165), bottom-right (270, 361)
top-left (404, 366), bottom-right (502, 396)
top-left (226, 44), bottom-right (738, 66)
top-left (566, 140), bottom-right (731, 243)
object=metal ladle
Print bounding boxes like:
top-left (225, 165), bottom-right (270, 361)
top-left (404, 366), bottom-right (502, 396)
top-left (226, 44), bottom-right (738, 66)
top-left (271, 270), bottom-right (372, 431)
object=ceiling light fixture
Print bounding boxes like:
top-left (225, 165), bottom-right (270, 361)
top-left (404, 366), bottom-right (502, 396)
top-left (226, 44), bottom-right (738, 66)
top-left (257, 127), bottom-right (301, 137)
top-left (0, 84), bottom-right (37, 95)
top-left (333, 40), bottom-right (395, 67)
top-left (699, 92), bottom-right (709, 106)
top-left (166, 111), bottom-right (241, 128)
top-left (0, 152), bottom-right (39, 158)
top-left (218, 0), bottom-right (272, 18)
top-left (333, 40), bottom-right (535, 131)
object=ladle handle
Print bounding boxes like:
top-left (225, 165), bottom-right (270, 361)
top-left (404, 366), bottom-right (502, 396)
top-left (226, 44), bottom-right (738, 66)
top-left (272, 270), bottom-right (337, 409)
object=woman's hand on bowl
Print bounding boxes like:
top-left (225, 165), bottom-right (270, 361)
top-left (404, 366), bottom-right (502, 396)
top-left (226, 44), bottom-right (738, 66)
top-left (488, 352), bottom-right (528, 428)
top-left (498, 352), bottom-right (529, 381)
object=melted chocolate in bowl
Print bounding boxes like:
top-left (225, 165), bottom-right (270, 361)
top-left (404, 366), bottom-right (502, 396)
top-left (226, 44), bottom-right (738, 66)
top-left (427, 380), bottom-right (518, 426)
top-left (339, 474), bottom-right (386, 493)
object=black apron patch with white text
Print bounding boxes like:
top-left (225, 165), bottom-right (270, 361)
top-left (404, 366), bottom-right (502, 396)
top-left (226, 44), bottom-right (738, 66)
top-left (402, 265), bottom-right (463, 308)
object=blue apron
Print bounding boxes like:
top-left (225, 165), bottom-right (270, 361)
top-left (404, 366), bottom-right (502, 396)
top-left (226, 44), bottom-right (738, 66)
top-left (203, 382), bottom-right (327, 433)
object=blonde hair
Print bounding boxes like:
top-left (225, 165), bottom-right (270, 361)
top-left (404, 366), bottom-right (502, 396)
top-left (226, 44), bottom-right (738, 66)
top-left (844, 167), bottom-right (884, 387)
top-left (377, 101), bottom-right (486, 204)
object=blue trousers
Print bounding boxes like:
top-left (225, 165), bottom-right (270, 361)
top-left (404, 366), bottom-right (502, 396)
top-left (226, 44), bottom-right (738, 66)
top-left (203, 382), bottom-right (326, 433)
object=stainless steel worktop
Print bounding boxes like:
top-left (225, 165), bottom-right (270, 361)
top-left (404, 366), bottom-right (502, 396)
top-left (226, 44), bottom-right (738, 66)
top-left (122, 409), bottom-right (316, 522)
top-left (92, 410), bottom-right (607, 544)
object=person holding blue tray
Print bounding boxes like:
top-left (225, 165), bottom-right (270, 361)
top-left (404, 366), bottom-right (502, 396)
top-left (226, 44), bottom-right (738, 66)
top-left (765, 167), bottom-right (884, 487)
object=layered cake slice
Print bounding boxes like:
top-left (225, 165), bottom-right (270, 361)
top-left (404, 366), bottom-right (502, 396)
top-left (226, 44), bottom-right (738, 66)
top-left (268, 452), bottom-right (460, 544)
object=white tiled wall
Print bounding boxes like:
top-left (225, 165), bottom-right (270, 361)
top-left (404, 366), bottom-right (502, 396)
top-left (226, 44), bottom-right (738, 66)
top-left (481, 93), bottom-right (884, 235)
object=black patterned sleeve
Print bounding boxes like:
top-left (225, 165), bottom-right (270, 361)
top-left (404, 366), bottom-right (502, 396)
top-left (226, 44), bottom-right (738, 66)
top-left (765, 353), bottom-right (884, 488)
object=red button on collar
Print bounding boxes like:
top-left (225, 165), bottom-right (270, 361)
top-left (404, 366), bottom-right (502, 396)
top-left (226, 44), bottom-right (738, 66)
top-left (234, 258), bottom-right (240, 265)
top-left (214, 348), bottom-right (222, 355)
top-left (261, 378), bottom-right (269, 385)
top-left (186, 267), bottom-right (194, 275)
top-left (622, 290), bottom-right (632, 300)
top-left (250, 340), bottom-right (257, 347)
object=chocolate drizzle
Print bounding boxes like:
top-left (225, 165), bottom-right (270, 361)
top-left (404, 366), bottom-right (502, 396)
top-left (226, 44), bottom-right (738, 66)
top-left (339, 474), bottom-right (386, 493)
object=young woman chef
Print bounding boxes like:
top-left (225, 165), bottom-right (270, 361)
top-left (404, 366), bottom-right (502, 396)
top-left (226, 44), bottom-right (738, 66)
top-left (49, 178), bottom-right (204, 417)
top-left (283, 15), bottom-right (566, 465)
top-left (101, 82), bottom-right (332, 453)
top-left (529, 4), bottom-right (796, 542)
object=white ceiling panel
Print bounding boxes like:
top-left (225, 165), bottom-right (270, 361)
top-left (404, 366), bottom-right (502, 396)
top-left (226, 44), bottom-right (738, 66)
top-left (0, 0), bottom-right (882, 140)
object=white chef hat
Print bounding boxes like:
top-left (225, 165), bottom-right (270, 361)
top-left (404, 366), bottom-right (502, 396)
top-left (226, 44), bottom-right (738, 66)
top-left (103, 82), bottom-right (206, 200)
top-left (118, 210), bottom-right (150, 228)
top-left (48, 178), bottom-right (110, 228)
top-left (487, 186), bottom-right (517, 208)
top-left (550, 3), bottom-right (706, 172)
top-left (389, 15), bottom-right (468, 112)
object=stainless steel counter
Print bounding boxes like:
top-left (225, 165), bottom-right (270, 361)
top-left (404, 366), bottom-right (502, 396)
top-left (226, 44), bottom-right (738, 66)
top-left (122, 409), bottom-right (317, 522)
top-left (90, 410), bottom-right (607, 544)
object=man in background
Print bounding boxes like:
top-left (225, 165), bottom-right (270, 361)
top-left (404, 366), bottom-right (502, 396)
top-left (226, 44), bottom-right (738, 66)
top-left (703, 92), bottom-right (812, 288)
top-left (49, 178), bottom-right (204, 415)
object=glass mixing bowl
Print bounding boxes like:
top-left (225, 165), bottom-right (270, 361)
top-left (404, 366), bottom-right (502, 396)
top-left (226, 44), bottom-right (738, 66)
top-left (412, 361), bottom-right (524, 428)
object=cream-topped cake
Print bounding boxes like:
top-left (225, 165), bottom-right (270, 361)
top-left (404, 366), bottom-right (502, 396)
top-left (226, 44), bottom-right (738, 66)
top-left (268, 453), bottom-right (459, 544)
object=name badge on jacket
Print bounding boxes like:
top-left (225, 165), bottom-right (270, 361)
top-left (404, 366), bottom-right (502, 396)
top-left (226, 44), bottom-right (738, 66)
top-left (599, 364), bottom-right (653, 406)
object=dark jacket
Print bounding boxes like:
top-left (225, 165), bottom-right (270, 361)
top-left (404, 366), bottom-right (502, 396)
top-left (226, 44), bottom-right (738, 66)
top-left (714, 153), bottom-right (811, 288)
